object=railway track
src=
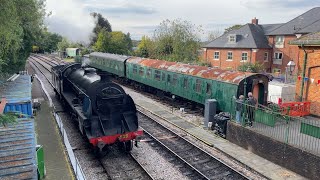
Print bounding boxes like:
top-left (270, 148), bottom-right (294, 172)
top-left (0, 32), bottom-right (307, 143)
top-left (138, 110), bottom-right (249, 180)
top-left (28, 54), bottom-right (153, 180)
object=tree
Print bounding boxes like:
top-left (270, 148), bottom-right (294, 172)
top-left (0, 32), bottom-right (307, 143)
top-left (224, 24), bottom-right (242, 34)
top-left (93, 29), bottom-right (111, 52)
top-left (0, 0), bottom-right (46, 73)
top-left (206, 29), bottom-right (223, 42)
top-left (94, 30), bottom-right (133, 55)
top-left (135, 36), bottom-right (154, 58)
top-left (90, 12), bottom-right (112, 45)
top-left (57, 38), bottom-right (71, 52)
top-left (37, 31), bottom-right (62, 53)
top-left (152, 19), bottom-right (202, 62)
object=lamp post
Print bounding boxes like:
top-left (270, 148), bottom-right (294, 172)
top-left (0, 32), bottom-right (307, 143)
top-left (286, 60), bottom-right (296, 83)
top-left (287, 60), bottom-right (296, 75)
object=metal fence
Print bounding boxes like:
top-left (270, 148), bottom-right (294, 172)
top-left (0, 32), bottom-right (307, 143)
top-left (230, 99), bottom-right (320, 156)
top-left (54, 113), bottom-right (86, 180)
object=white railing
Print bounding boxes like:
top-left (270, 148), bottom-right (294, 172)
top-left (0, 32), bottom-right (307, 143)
top-left (54, 113), bottom-right (86, 180)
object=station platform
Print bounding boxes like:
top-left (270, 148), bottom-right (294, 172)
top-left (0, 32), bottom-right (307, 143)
top-left (134, 99), bottom-right (306, 180)
top-left (32, 77), bottom-right (74, 180)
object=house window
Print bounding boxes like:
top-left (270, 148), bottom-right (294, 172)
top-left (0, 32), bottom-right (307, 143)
top-left (183, 78), bottom-right (188, 89)
top-left (264, 52), bottom-right (268, 62)
top-left (139, 67), bottom-right (144, 75)
top-left (229, 34), bottom-right (236, 43)
top-left (273, 52), bottom-right (283, 65)
top-left (146, 69), bottom-right (151, 78)
top-left (133, 65), bottom-right (137, 74)
top-left (274, 52), bottom-right (283, 59)
top-left (195, 79), bottom-right (202, 93)
top-left (227, 51), bottom-right (233, 60)
top-left (172, 74), bottom-right (178, 85)
top-left (214, 51), bottom-right (220, 60)
top-left (275, 36), bottom-right (284, 48)
top-left (206, 83), bottom-right (211, 95)
top-left (241, 52), bottom-right (248, 61)
top-left (154, 70), bottom-right (161, 81)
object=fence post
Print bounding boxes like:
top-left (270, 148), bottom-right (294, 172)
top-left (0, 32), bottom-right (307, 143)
top-left (285, 107), bottom-right (291, 144)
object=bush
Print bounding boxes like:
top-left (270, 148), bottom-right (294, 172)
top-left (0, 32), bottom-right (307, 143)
top-left (238, 62), bottom-right (264, 73)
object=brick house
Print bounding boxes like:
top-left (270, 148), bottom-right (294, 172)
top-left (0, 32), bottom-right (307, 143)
top-left (290, 32), bottom-right (320, 116)
top-left (203, 7), bottom-right (320, 73)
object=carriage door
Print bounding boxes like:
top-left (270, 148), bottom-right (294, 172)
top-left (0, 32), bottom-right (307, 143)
top-left (253, 83), bottom-right (265, 105)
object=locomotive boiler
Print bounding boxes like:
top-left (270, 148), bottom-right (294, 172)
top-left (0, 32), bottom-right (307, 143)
top-left (52, 63), bottom-right (142, 153)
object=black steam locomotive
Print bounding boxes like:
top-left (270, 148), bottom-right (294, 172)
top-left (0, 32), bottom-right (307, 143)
top-left (51, 63), bottom-right (142, 153)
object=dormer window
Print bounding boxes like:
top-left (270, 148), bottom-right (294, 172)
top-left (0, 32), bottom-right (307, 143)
top-left (229, 34), bottom-right (236, 43)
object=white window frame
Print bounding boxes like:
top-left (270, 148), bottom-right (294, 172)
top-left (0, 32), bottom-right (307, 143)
top-left (227, 51), bottom-right (233, 61)
top-left (229, 34), bottom-right (236, 43)
top-left (275, 36), bottom-right (284, 48)
top-left (213, 51), bottom-right (220, 60)
top-left (273, 52), bottom-right (283, 65)
top-left (240, 52), bottom-right (248, 62)
top-left (274, 52), bottom-right (283, 60)
top-left (264, 52), bottom-right (268, 62)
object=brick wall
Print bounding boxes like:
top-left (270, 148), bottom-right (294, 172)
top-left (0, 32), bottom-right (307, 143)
top-left (268, 35), bottom-right (300, 73)
top-left (227, 122), bottom-right (320, 180)
top-left (205, 48), bottom-right (272, 71)
top-left (295, 47), bottom-right (320, 116)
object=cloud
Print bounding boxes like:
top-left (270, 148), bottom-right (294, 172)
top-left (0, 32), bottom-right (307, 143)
top-left (84, 3), bottom-right (156, 15)
top-left (240, 0), bottom-right (320, 9)
top-left (45, 0), bottom-right (94, 42)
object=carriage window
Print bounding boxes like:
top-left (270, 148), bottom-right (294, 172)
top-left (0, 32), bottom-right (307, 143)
top-left (154, 70), bottom-right (161, 81)
top-left (206, 83), bottom-right (211, 95)
top-left (173, 74), bottom-right (178, 85)
top-left (133, 65), bottom-right (137, 74)
top-left (183, 78), bottom-right (188, 89)
top-left (146, 69), bottom-right (152, 78)
top-left (167, 74), bottom-right (172, 83)
top-left (162, 72), bottom-right (166, 81)
top-left (195, 79), bottom-right (202, 93)
top-left (139, 67), bottom-right (144, 75)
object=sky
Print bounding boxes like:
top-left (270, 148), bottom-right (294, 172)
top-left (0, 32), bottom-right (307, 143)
top-left (45, 0), bottom-right (320, 42)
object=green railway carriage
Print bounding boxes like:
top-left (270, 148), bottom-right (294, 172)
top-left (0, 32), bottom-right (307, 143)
top-left (126, 57), bottom-right (269, 113)
top-left (89, 52), bottom-right (129, 77)
top-left (66, 48), bottom-right (80, 57)
top-left (87, 52), bottom-right (269, 113)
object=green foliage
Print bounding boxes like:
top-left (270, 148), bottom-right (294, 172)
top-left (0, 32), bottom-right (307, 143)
top-left (94, 29), bottom-right (111, 52)
top-left (135, 36), bottom-right (154, 58)
top-left (151, 19), bottom-right (202, 62)
top-left (0, 112), bottom-right (19, 128)
top-left (80, 48), bottom-right (90, 56)
top-left (94, 30), bottom-right (133, 55)
top-left (0, 0), bottom-right (46, 73)
top-left (90, 12), bottom-right (112, 45)
top-left (57, 38), bottom-right (71, 52)
top-left (238, 62), bottom-right (265, 73)
top-left (36, 31), bottom-right (63, 53)
top-left (224, 24), bottom-right (242, 34)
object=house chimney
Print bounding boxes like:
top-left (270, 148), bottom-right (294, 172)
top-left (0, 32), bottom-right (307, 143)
top-left (252, 17), bottom-right (258, 25)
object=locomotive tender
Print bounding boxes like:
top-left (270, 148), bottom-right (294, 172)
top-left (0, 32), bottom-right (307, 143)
top-left (51, 63), bottom-right (142, 153)
top-left (88, 52), bottom-right (269, 114)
